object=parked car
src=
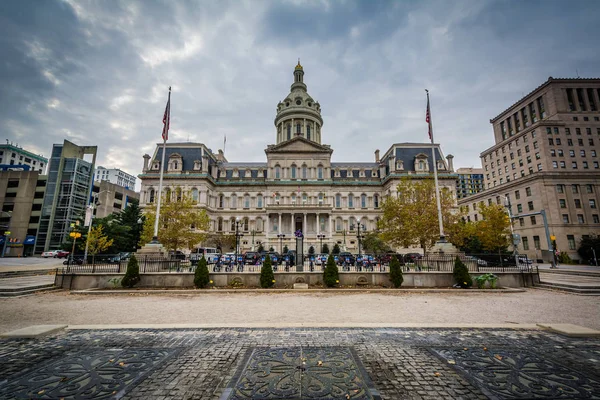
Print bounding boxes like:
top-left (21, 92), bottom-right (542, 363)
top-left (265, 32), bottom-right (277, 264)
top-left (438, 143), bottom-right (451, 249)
top-left (518, 256), bottom-right (533, 266)
top-left (169, 251), bottom-right (186, 260)
top-left (337, 252), bottom-right (355, 265)
top-left (108, 252), bottom-right (131, 263)
top-left (55, 250), bottom-right (70, 259)
top-left (220, 253), bottom-right (235, 263)
top-left (63, 256), bottom-right (83, 265)
top-left (315, 254), bottom-right (329, 265)
top-left (244, 251), bottom-right (260, 265)
top-left (465, 256), bottom-right (488, 266)
top-left (190, 247), bottom-right (220, 264)
top-left (41, 250), bottom-right (59, 258)
top-left (403, 253), bottom-right (422, 263)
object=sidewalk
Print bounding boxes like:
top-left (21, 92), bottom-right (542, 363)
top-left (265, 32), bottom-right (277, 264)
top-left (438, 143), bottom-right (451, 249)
top-left (0, 257), bottom-right (63, 273)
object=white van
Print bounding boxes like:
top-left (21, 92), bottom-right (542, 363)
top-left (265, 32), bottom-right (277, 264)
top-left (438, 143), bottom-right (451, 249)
top-left (190, 247), bottom-right (220, 264)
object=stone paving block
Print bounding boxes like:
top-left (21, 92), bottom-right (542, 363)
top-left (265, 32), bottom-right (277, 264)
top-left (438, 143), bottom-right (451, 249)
top-left (0, 324), bottom-right (66, 338)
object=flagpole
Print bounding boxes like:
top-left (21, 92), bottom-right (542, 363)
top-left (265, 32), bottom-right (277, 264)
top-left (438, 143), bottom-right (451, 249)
top-left (152, 87), bottom-right (171, 243)
top-left (426, 89), bottom-right (446, 242)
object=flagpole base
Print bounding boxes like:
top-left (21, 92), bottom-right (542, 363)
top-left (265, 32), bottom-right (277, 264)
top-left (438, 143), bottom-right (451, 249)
top-left (150, 236), bottom-right (160, 244)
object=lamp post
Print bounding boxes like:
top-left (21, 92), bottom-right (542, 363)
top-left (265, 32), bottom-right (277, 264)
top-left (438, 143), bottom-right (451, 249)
top-left (317, 234), bottom-right (325, 253)
top-left (234, 217), bottom-right (244, 268)
top-left (277, 233), bottom-right (286, 254)
top-left (250, 229), bottom-right (256, 251)
top-left (350, 219), bottom-right (366, 258)
top-left (84, 190), bottom-right (110, 262)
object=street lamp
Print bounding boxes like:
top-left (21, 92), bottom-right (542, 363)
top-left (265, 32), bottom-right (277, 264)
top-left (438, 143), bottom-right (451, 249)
top-left (350, 219), bottom-right (366, 258)
top-left (234, 217), bottom-right (244, 267)
top-left (250, 229), bottom-right (256, 251)
top-left (277, 233), bottom-right (286, 254)
top-left (84, 190), bottom-right (110, 261)
top-left (317, 234), bottom-right (325, 253)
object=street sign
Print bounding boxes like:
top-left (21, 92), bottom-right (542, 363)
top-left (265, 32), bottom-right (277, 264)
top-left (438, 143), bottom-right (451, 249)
top-left (512, 233), bottom-right (521, 245)
top-left (550, 235), bottom-right (556, 241)
top-left (4, 231), bottom-right (10, 236)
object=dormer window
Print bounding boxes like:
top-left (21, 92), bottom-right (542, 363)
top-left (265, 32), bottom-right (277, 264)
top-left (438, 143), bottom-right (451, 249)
top-left (152, 161), bottom-right (160, 170)
top-left (193, 160), bottom-right (201, 171)
top-left (419, 160), bottom-right (425, 170)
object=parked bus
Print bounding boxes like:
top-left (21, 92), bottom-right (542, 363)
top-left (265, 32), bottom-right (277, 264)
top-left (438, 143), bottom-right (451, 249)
top-left (190, 247), bottom-right (220, 264)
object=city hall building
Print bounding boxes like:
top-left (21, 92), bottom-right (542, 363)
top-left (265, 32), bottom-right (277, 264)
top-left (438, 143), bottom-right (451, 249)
top-left (138, 63), bottom-right (457, 253)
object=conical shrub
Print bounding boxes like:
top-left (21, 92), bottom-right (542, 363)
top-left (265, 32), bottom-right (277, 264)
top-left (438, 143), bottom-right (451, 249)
top-left (194, 256), bottom-right (210, 288)
top-left (453, 256), bottom-right (472, 288)
top-left (389, 255), bottom-right (403, 288)
top-left (323, 254), bottom-right (339, 287)
top-left (122, 255), bottom-right (141, 288)
top-left (260, 254), bottom-right (275, 288)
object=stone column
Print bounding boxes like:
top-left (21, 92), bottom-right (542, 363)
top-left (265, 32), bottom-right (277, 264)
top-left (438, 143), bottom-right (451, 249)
top-left (303, 118), bottom-right (306, 139)
top-left (278, 213), bottom-right (282, 235)
top-left (329, 215), bottom-right (333, 236)
top-left (303, 213), bottom-right (307, 234)
top-left (316, 213), bottom-right (320, 235)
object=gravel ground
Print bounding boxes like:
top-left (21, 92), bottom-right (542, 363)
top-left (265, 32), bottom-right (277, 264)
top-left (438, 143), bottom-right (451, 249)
top-left (1, 289), bottom-right (599, 334)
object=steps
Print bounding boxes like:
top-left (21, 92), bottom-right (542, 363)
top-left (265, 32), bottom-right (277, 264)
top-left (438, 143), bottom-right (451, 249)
top-left (0, 269), bottom-right (57, 279)
top-left (535, 283), bottom-right (600, 295)
top-left (0, 283), bottom-right (60, 297)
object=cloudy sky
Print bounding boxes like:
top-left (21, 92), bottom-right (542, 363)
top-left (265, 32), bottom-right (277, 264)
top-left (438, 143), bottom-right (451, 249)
top-left (2, 0), bottom-right (599, 190)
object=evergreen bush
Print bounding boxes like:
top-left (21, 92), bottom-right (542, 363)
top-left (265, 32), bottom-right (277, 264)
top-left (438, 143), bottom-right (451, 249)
top-left (332, 243), bottom-right (341, 254)
top-left (257, 243), bottom-right (264, 253)
top-left (453, 256), bottom-right (472, 288)
top-left (260, 254), bottom-right (275, 288)
top-left (308, 246), bottom-right (315, 255)
top-left (322, 243), bottom-right (330, 254)
top-left (121, 255), bottom-right (141, 288)
top-left (194, 256), bottom-right (210, 288)
top-left (283, 245), bottom-right (289, 254)
top-left (323, 254), bottom-right (339, 287)
top-left (389, 255), bottom-right (403, 288)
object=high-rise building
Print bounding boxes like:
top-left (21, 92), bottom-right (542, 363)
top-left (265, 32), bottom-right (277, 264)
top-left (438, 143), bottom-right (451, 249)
top-left (35, 140), bottom-right (97, 253)
top-left (0, 141), bottom-right (48, 174)
top-left (459, 78), bottom-right (600, 261)
top-left (455, 167), bottom-right (484, 199)
top-left (0, 171), bottom-right (46, 256)
top-left (138, 63), bottom-right (457, 254)
top-left (94, 166), bottom-right (136, 189)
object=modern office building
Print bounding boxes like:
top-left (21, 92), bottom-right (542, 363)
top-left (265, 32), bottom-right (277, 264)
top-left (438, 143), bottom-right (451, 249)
top-left (0, 171), bottom-right (46, 256)
top-left (94, 166), bottom-right (136, 189)
top-left (0, 141), bottom-right (48, 174)
top-left (91, 180), bottom-right (140, 219)
top-left (35, 140), bottom-right (97, 254)
top-left (455, 167), bottom-right (484, 199)
top-left (138, 63), bottom-right (457, 253)
top-left (458, 78), bottom-right (600, 261)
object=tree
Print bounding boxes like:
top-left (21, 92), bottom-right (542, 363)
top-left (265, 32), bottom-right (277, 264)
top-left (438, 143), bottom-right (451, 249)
top-left (260, 254), bottom-right (275, 288)
top-left (257, 243), bottom-right (265, 253)
top-left (308, 246), bottom-right (315, 255)
top-left (447, 219), bottom-right (483, 253)
top-left (86, 225), bottom-right (114, 264)
top-left (206, 233), bottom-right (236, 253)
top-left (322, 243), bottom-right (330, 254)
top-left (269, 246), bottom-right (274, 252)
top-left (323, 254), bottom-right (339, 287)
top-left (453, 257), bottom-right (472, 288)
top-left (362, 232), bottom-right (392, 255)
top-left (332, 243), bottom-right (341, 254)
top-left (379, 177), bottom-right (458, 254)
top-left (283, 245), bottom-right (289, 254)
top-left (122, 255), bottom-right (141, 288)
top-left (117, 198), bottom-right (144, 252)
top-left (139, 191), bottom-right (210, 251)
top-left (194, 257), bottom-right (210, 288)
top-left (389, 255), bottom-right (403, 288)
top-left (578, 235), bottom-right (600, 265)
top-left (476, 203), bottom-right (511, 253)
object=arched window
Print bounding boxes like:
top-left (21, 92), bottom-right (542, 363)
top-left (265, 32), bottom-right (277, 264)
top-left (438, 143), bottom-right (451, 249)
top-left (361, 194), bottom-right (367, 208)
top-left (302, 193), bottom-right (307, 204)
top-left (218, 194), bottom-right (224, 208)
top-left (374, 194), bottom-right (379, 208)
top-left (348, 193), bottom-right (354, 208)
top-left (291, 164), bottom-right (297, 179)
top-left (335, 194), bottom-right (341, 208)
top-left (257, 194), bottom-right (263, 208)
top-left (231, 194), bottom-right (237, 208)
top-left (291, 194), bottom-right (297, 204)
top-left (165, 188), bottom-right (171, 202)
top-left (217, 218), bottom-right (223, 232)
top-left (336, 217), bottom-right (343, 231)
top-left (230, 219), bottom-right (236, 231)
top-left (176, 188), bottom-right (182, 202)
top-left (318, 193), bottom-right (323, 204)
top-left (317, 166), bottom-right (323, 179)
top-left (302, 165), bottom-right (307, 179)
top-left (275, 165), bottom-right (281, 179)
top-left (296, 123), bottom-right (301, 134)
top-left (148, 188), bottom-right (155, 203)
top-left (173, 161), bottom-right (178, 169)
top-left (244, 194), bottom-right (250, 208)
top-left (243, 218), bottom-right (249, 231)
top-left (191, 188), bottom-right (199, 203)
top-left (419, 160), bottom-right (425, 170)
top-left (287, 125), bottom-right (291, 140)
top-left (275, 193), bottom-right (281, 204)
top-left (307, 125), bottom-right (311, 140)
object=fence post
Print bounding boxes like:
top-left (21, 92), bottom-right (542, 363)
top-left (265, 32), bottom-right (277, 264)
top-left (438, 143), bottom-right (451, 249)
top-left (143, 256), bottom-right (147, 273)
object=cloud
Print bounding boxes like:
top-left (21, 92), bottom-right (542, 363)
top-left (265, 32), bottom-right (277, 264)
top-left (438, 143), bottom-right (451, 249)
top-left (1, 0), bottom-right (599, 192)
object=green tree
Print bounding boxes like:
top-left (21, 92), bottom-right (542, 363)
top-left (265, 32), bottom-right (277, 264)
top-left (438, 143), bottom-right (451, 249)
top-left (86, 225), bottom-right (114, 264)
top-left (269, 246), bottom-right (274, 252)
top-left (578, 235), bottom-right (600, 264)
top-left (476, 203), bottom-right (511, 253)
top-left (362, 232), bottom-right (392, 255)
top-left (389, 255), bottom-right (403, 288)
top-left (322, 243), bottom-right (330, 254)
top-left (323, 254), bottom-right (339, 287)
top-left (283, 245), bottom-right (289, 254)
top-left (332, 243), bottom-right (341, 254)
top-left (308, 245), bottom-right (315, 255)
top-left (257, 243), bottom-right (265, 253)
top-left (139, 191), bottom-right (210, 251)
top-left (453, 257), bottom-right (472, 288)
top-left (122, 255), bottom-right (141, 288)
top-left (194, 256), bottom-right (210, 288)
top-left (379, 177), bottom-right (458, 255)
top-left (447, 219), bottom-right (483, 253)
top-left (206, 233), bottom-right (236, 253)
top-left (260, 254), bottom-right (275, 288)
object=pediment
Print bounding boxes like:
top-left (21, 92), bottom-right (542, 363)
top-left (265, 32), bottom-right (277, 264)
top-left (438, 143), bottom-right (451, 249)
top-left (266, 137), bottom-right (332, 154)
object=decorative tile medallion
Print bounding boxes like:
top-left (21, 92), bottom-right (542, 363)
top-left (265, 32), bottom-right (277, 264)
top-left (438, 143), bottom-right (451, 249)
top-left (222, 347), bottom-right (380, 399)
top-left (429, 346), bottom-right (600, 399)
top-left (0, 348), bottom-right (179, 399)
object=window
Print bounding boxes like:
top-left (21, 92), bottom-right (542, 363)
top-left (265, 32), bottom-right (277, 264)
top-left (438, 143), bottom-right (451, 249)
top-left (557, 184), bottom-right (564, 193)
top-left (553, 161), bottom-right (558, 168)
top-left (530, 216), bottom-right (537, 225)
top-left (558, 150), bottom-right (564, 157)
top-left (590, 139), bottom-right (595, 146)
top-left (533, 235), bottom-right (541, 249)
top-left (560, 161), bottom-right (566, 168)
top-left (593, 151), bottom-right (597, 157)
top-left (576, 128), bottom-right (581, 135)
top-left (191, 188), bottom-right (199, 203)
top-left (348, 194), bottom-right (354, 208)
top-left (556, 138), bottom-right (562, 145)
top-left (374, 195), bottom-right (379, 208)
top-left (361, 194), bottom-right (367, 208)
top-left (591, 199), bottom-right (597, 209)
top-left (275, 165), bottom-right (281, 179)
top-left (317, 166), bottom-right (323, 179)
top-left (257, 194), bottom-right (263, 208)
top-left (515, 190), bottom-right (521, 199)
top-left (335, 194), bottom-right (341, 208)
top-left (244, 195), bottom-right (250, 208)
top-left (517, 204), bottom-right (523, 213)
top-left (6, 180), bottom-right (19, 188)
top-left (526, 187), bottom-right (532, 196)
top-left (219, 195), bottom-right (224, 208)
top-left (318, 193), bottom-right (323, 204)
top-left (572, 162), bottom-right (578, 169)
top-left (307, 125), bottom-right (311, 140)
top-left (302, 165), bottom-right (307, 179)
top-left (148, 189), bottom-right (155, 203)
top-left (559, 199), bottom-right (566, 208)
top-left (563, 214), bottom-right (570, 223)
top-left (291, 164), bottom-right (296, 179)
top-left (578, 214), bottom-right (585, 224)
top-left (569, 150), bottom-right (575, 157)
top-left (593, 215), bottom-right (600, 223)
top-left (574, 199), bottom-right (582, 208)
top-left (291, 194), bottom-right (297, 204)
top-left (522, 237), bottom-right (529, 250)
top-left (287, 124), bottom-right (291, 140)
top-left (546, 127), bottom-right (551, 135)
top-left (231, 194), bottom-right (237, 208)
top-left (519, 218), bottom-right (525, 227)
top-left (567, 235), bottom-right (576, 250)
top-left (528, 201), bottom-right (534, 211)
top-left (581, 150), bottom-right (586, 157)
top-left (587, 128), bottom-right (592, 135)
top-left (572, 185), bottom-right (579, 194)
top-left (296, 123), bottom-right (301, 134)
top-left (586, 184), bottom-right (594, 194)
top-left (565, 128), bottom-right (571, 135)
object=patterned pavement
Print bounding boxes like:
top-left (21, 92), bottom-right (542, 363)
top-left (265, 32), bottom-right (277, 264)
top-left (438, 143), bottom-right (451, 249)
top-left (0, 327), bottom-right (599, 399)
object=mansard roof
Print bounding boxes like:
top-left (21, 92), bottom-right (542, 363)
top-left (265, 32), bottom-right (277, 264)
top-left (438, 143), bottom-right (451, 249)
top-left (152, 143), bottom-right (215, 172)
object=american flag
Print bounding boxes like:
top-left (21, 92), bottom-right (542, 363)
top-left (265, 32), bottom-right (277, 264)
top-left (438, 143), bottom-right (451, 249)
top-left (426, 95), bottom-right (432, 142)
top-left (162, 87), bottom-right (171, 141)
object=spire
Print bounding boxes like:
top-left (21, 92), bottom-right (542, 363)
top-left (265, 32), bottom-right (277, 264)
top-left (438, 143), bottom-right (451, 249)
top-left (295, 58), bottom-right (303, 70)
top-left (292, 60), bottom-right (305, 89)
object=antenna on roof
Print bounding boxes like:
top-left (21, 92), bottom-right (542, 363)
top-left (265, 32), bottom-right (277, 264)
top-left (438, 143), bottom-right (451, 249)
top-left (576, 68), bottom-right (580, 78)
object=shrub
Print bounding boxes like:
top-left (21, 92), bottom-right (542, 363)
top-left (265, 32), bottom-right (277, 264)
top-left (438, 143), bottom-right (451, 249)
top-left (308, 246), bottom-right (315, 255)
top-left (474, 273), bottom-right (499, 289)
top-left (257, 243), bottom-right (265, 253)
top-left (558, 252), bottom-right (575, 265)
top-left (194, 256), bottom-right (210, 288)
top-left (453, 257), bottom-right (472, 288)
top-left (260, 254), bottom-right (275, 288)
top-left (389, 255), bottom-right (403, 288)
top-left (121, 255), bottom-right (141, 288)
top-left (322, 243), bottom-right (330, 254)
top-left (332, 243), bottom-right (341, 255)
top-left (323, 254), bottom-right (339, 287)
top-left (283, 245), bottom-right (289, 254)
